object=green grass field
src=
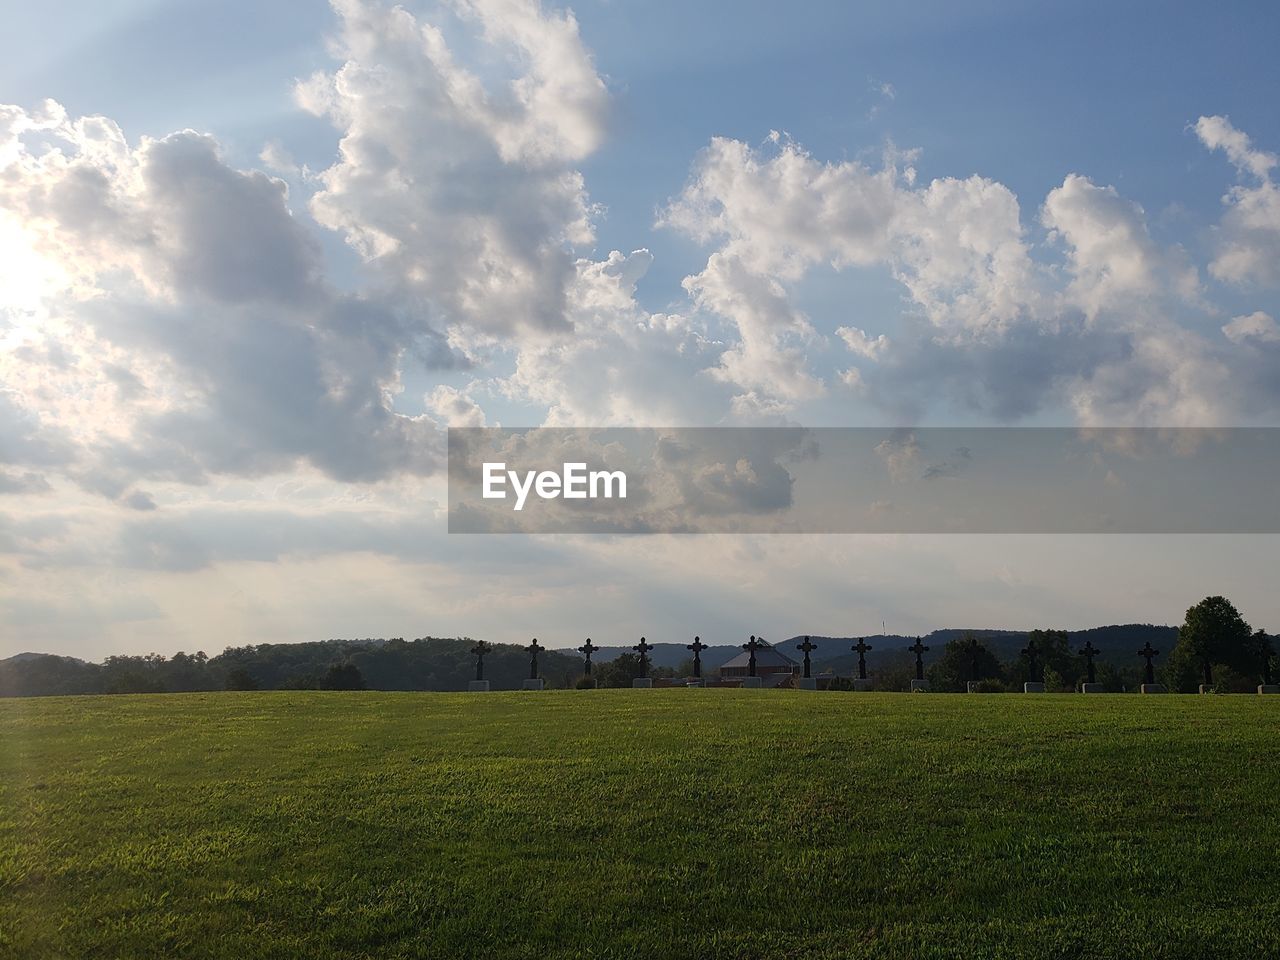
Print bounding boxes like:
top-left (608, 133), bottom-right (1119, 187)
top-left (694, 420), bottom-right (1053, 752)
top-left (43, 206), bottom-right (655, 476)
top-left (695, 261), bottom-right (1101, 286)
top-left (2, 691), bottom-right (1278, 959)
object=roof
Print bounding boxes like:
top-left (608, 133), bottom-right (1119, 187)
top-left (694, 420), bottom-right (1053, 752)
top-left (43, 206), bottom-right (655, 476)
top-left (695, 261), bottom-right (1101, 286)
top-left (718, 645), bottom-right (798, 671)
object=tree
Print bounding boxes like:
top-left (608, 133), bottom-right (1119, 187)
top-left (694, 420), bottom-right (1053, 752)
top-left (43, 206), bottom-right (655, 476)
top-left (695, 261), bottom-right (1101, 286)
top-left (1257, 630), bottom-right (1276, 686)
top-left (320, 661), bottom-right (367, 691)
top-left (594, 653), bottom-right (646, 688)
top-left (224, 668), bottom-right (259, 691)
top-left (927, 633), bottom-right (1003, 693)
top-left (1010, 630), bottom-right (1080, 691)
top-left (1167, 596), bottom-right (1253, 691)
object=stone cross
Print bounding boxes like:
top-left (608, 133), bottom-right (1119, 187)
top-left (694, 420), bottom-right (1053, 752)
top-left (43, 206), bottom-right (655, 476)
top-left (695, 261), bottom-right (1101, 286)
top-left (964, 635), bottom-right (983, 682)
top-left (1138, 641), bottom-right (1159, 686)
top-left (908, 637), bottom-right (930, 681)
top-left (1021, 639), bottom-right (1041, 684)
top-left (796, 636), bottom-right (817, 679)
top-left (526, 638), bottom-right (543, 680)
top-left (743, 635), bottom-right (764, 677)
top-left (634, 636), bottom-right (653, 676)
top-left (687, 635), bottom-right (707, 678)
top-left (853, 638), bottom-right (873, 680)
top-left (1080, 640), bottom-right (1099, 685)
top-left (578, 638), bottom-right (598, 676)
top-left (471, 639), bottom-right (489, 682)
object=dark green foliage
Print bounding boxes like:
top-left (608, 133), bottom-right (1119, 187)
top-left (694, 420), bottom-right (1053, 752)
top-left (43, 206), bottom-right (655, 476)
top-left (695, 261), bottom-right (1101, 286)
top-left (320, 661), bottom-right (367, 690)
top-left (0, 637), bottom-right (583, 696)
top-left (927, 633), bottom-right (1004, 692)
top-left (2, 693), bottom-right (1279, 959)
top-left (1005, 629), bottom-right (1081, 691)
top-left (1167, 596), bottom-right (1261, 692)
top-left (593, 652), bottom-right (646, 687)
top-left (223, 668), bottom-right (258, 691)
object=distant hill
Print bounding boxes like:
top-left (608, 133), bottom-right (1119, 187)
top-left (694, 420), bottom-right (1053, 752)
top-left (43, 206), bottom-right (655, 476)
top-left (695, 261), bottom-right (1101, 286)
top-left (0, 652), bottom-right (86, 665)
top-left (2, 624), bottom-right (1182, 697)
top-left (551, 642), bottom-right (741, 671)
top-left (802, 624), bottom-right (1178, 673)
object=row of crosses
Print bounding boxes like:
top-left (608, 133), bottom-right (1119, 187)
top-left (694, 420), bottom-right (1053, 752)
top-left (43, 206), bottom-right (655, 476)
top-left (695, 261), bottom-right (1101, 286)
top-left (469, 635), bottom-right (1174, 685)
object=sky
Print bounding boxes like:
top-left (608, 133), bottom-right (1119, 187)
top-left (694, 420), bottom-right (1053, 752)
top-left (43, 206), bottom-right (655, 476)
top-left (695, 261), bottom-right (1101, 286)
top-left (3, 0), bottom-right (1280, 658)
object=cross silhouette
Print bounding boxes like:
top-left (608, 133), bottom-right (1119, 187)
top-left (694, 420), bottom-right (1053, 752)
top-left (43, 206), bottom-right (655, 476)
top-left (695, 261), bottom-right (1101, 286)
top-left (687, 635), bottom-right (707, 678)
top-left (964, 635), bottom-right (984, 682)
top-left (471, 640), bottom-right (489, 682)
top-left (1137, 641), bottom-right (1159, 686)
top-left (853, 637), bottom-right (873, 680)
top-left (796, 636), bottom-right (817, 679)
top-left (743, 635), bottom-right (764, 678)
top-left (908, 637), bottom-right (930, 681)
top-left (526, 638), bottom-right (543, 680)
top-left (1079, 640), bottom-right (1099, 685)
top-left (578, 638), bottom-right (598, 676)
top-left (634, 636), bottom-right (653, 676)
top-left (1021, 639), bottom-right (1041, 684)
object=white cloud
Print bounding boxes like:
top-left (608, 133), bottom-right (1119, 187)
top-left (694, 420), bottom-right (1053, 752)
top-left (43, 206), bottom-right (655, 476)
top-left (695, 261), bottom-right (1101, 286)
top-left (1195, 115), bottom-right (1280, 286)
top-left (1222, 310), bottom-right (1280, 345)
top-left (300, 0), bottom-right (605, 337)
top-left (426, 384), bottom-right (487, 427)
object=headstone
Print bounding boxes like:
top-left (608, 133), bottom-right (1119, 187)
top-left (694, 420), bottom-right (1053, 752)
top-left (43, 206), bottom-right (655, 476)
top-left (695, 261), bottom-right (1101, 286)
top-left (1079, 640), bottom-right (1100, 687)
top-left (966, 680), bottom-right (981, 694)
top-left (1198, 684), bottom-right (1215, 695)
top-left (909, 679), bottom-right (930, 692)
top-left (851, 678), bottom-right (873, 691)
top-left (796, 636), bottom-right (817, 680)
top-left (578, 638), bottom-right (599, 679)
top-left (687, 635), bottom-right (707, 679)
top-left (1023, 682), bottom-right (1046, 693)
top-left (1137, 641), bottom-right (1160, 687)
top-left (522, 678), bottom-right (545, 691)
top-left (1079, 683), bottom-right (1104, 694)
top-left (687, 678), bottom-right (705, 687)
top-left (1140, 683), bottom-right (1167, 694)
top-left (632, 677), bottom-right (653, 688)
top-left (468, 680), bottom-right (490, 692)
top-left (798, 677), bottom-right (818, 690)
top-left (742, 677), bottom-right (763, 688)
top-left (852, 638), bottom-right (873, 681)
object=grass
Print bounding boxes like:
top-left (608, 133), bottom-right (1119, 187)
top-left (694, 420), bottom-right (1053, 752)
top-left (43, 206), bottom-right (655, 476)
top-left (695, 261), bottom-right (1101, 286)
top-left (1, 691), bottom-right (1278, 959)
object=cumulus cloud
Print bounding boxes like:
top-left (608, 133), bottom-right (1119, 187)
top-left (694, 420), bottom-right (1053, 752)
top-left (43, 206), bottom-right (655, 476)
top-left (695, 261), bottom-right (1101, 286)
top-left (0, 103), bottom-right (451, 489)
top-left (659, 122), bottom-right (1280, 425)
top-left (299, 0), bottom-right (605, 337)
top-left (1196, 115), bottom-right (1280, 286)
top-left (1042, 174), bottom-right (1199, 316)
top-left (1223, 310), bottom-right (1280, 345)
top-left (3, 0), bottom-right (1280, 593)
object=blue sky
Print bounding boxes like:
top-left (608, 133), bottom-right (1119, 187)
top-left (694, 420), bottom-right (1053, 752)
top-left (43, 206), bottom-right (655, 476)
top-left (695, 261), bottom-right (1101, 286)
top-left (4, 0), bottom-right (1280, 656)
top-left (9, 0), bottom-right (1279, 313)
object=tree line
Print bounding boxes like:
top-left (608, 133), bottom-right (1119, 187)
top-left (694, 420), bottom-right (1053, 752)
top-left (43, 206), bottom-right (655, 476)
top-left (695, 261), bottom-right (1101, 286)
top-left (1, 596), bottom-right (1273, 697)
